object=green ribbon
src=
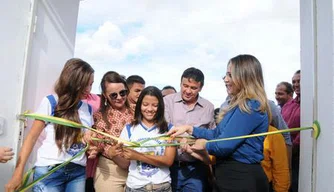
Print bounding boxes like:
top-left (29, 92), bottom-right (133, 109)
top-left (18, 113), bottom-right (321, 191)
top-left (126, 124), bottom-right (320, 148)
top-left (22, 113), bottom-right (140, 146)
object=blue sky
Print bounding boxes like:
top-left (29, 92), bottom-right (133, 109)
top-left (74, 0), bottom-right (300, 108)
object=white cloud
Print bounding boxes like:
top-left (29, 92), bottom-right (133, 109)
top-left (75, 0), bottom-right (300, 107)
top-left (123, 36), bottom-right (153, 55)
top-left (92, 21), bottom-right (124, 43)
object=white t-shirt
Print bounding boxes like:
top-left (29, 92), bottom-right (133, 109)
top-left (34, 95), bottom-right (93, 167)
top-left (120, 122), bottom-right (171, 189)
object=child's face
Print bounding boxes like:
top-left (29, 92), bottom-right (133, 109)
top-left (141, 95), bottom-right (159, 123)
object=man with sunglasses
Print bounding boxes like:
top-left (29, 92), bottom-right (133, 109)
top-left (126, 75), bottom-right (146, 113)
top-left (164, 67), bottom-right (215, 192)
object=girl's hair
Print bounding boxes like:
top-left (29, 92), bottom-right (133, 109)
top-left (131, 86), bottom-right (168, 133)
top-left (217, 54), bottom-right (272, 122)
top-left (99, 71), bottom-right (129, 129)
top-left (54, 58), bottom-right (94, 150)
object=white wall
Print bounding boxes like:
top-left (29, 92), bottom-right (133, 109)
top-left (300, 0), bottom-right (334, 191)
top-left (0, 0), bottom-right (81, 187)
top-left (0, 0), bottom-right (32, 187)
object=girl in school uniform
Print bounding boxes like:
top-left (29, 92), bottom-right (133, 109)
top-left (119, 86), bottom-right (176, 192)
top-left (5, 58), bottom-right (95, 192)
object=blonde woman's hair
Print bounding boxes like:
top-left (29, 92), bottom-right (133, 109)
top-left (217, 54), bottom-right (272, 123)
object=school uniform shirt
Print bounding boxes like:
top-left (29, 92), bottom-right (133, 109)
top-left (119, 123), bottom-right (171, 189)
top-left (34, 95), bottom-right (93, 167)
top-left (193, 99), bottom-right (269, 164)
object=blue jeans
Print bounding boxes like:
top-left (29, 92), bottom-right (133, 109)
top-left (32, 163), bottom-right (86, 192)
top-left (170, 162), bottom-right (208, 192)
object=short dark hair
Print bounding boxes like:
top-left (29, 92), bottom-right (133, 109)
top-left (132, 86), bottom-right (168, 133)
top-left (126, 75), bottom-right (145, 88)
top-left (162, 85), bottom-right (177, 92)
top-left (278, 81), bottom-right (294, 95)
top-left (181, 67), bottom-right (205, 88)
top-left (295, 70), bottom-right (300, 75)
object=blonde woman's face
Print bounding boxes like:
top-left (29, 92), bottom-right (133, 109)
top-left (224, 64), bottom-right (237, 95)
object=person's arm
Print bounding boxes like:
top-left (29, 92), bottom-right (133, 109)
top-left (5, 120), bottom-right (45, 192)
top-left (123, 145), bottom-right (176, 167)
top-left (107, 144), bottom-right (130, 169)
top-left (192, 126), bottom-right (218, 140)
top-left (180, 138), bottom-right (211, 164)
top-left (168, 124), bottom-right (218, 140)
top-left (270, 130), bottom-right (290, 192)
top-left (204, 101), bottom-right (267, 157)
top-left (108, 125), bottom-right (132, 169)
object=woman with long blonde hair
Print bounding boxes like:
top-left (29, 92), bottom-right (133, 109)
top-left (169, 54), bottom-right (271, 192)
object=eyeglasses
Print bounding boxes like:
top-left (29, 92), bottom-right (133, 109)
top-left (109, 90), bottom-right (128, 100)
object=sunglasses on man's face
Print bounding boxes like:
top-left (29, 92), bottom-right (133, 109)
top-left (109, 90), bottom-right (128, 100)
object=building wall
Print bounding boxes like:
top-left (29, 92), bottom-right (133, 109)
top-left (0, 0), bottom-right (80, 187)
top-left (0, 0), bottom-right (32, 187)
top-left (300, 0), bottom-right (334, 191)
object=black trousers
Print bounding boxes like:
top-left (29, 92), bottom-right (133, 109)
top-left (214, 160), bottom-right (269, 192)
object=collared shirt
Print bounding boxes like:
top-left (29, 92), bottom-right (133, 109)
top-left (194, 99), bottom-right (268, 164)
top-left (164, 92), bottom-right (215, 161)
top-left (281, 97), bottom-right (300, 146)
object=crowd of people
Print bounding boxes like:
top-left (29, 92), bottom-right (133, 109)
top-left (2, 54), bottom-right (301, 192)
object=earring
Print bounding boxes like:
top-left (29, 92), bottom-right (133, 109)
top-left (104, 99), bottom-right (107, 106)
